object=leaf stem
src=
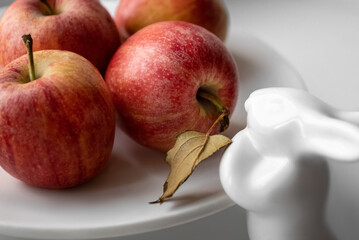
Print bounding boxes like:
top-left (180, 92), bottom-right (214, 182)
top-left (22, 34), bottom-right (36, 82)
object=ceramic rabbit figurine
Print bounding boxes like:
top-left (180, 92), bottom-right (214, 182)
top-left (220, 88), bottom-right (359, 240)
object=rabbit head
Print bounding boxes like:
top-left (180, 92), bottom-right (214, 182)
top-left (220, 88), bottom-right (359, 214)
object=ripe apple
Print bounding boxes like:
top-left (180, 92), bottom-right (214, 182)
top-left (105, 21), bottom-right (238, 152)
top-left (0, 0), bottom-right (120, 74)
top-left (114, 0), bottom-right (228, 42)
top-left (0, 35), bottom-right (116, 189)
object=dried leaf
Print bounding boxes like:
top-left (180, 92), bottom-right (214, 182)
top-left (150, 130), bottom-right (231, 204)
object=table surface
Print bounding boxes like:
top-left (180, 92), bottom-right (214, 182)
top-left (1, 0), bottom-right (358, 240)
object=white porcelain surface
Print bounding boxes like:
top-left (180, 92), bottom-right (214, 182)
top-left (220, 88), bottom-right (359, 240)
top-left (0, 2), bottom-right (305, 239)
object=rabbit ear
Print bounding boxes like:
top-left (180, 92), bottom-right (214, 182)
top-left (304, 118), bottom-right (359, 162)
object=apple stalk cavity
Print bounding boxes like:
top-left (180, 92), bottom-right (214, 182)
top-left (39, 0), bottom-right (54, 15)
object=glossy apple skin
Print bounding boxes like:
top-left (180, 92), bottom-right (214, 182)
top-left (0, 0), bottom-right (120, 74)
top-left (105, 21), bottom-right (238, 152)
top-left (114, 0), bottom-right (228, 42)
top-left (0, 50), bottom-right (116, 188)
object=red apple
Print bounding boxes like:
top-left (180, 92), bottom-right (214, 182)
top-left (114, 0), bottom-right (228, 42)
top-left (0, 0), bottom-right (120, 74)
top-left (105, 21), bottom-right (238, 152)
top-left (0, 35), bottom-right (116, 188)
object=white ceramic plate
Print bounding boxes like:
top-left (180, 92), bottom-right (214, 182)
top-left (0, 1), bottom-right (305, 239)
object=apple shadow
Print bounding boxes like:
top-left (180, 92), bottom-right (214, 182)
top-left (231, 50), bottom-right (260, 85)
top-left (79, 153), bottom-right (148, 190)
top-left (72, 133), bottom-right (167, 193)
top-left (223, 50), bottom-right (262, 139)
top-left (14, 128), bottom-right (169, 206)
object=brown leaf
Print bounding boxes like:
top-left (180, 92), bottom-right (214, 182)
top-left (150, 130), bottom-right (231, 204)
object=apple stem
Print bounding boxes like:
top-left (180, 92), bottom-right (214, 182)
top-left (39, 0), bottom-right (53, 15)
top-left (22, 34), bottom-right (36, 82)
top-left (197, 90), bottom-right (230, 132)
